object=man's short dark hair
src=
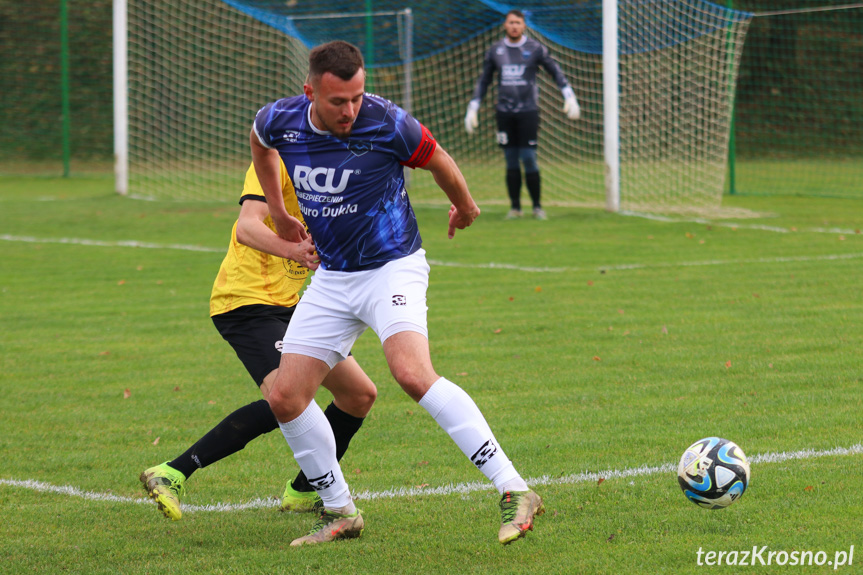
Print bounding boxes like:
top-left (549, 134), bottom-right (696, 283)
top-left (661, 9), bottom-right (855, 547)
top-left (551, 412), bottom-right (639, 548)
top-left (506, 9), bottom-right (525, 20)
top-left (308, 41), bottom-right (365, 82)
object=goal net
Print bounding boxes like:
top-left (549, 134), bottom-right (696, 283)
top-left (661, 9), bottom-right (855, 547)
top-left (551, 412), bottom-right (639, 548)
top-left (124, 0), bottom-right (751, 214)
top-left (731, 4), bottom-right (863, 199)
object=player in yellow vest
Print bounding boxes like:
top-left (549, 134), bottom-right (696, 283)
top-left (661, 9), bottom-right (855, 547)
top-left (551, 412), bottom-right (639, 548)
top-left (140, 160), bottom-right (377, 520)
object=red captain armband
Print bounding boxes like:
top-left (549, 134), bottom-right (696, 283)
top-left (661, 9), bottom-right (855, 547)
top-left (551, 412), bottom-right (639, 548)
top-left (401, 125), bottom-right (437, 169)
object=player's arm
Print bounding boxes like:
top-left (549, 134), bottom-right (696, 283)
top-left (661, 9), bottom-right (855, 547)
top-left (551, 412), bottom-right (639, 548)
top-left (465, 48), bottom-right (497, 134)
top-left (249, 128), bottom-right (306, 242)
top-left (236, 198), bottom-right (320, 270)
top-left (472, 47), bottom-right (497, 104)
top-left (539, 46), bottom-right (580, 120)
top-left (420, 145), bottom-right (480, 239)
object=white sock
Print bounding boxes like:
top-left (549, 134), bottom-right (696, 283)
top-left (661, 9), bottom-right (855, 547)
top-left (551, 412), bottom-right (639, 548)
top-left (419, 377), bottom-right (525, 494)
top-left (500, 477), bottom-right (529, 493)
top-left (278, 401), bottom-right (354, 511)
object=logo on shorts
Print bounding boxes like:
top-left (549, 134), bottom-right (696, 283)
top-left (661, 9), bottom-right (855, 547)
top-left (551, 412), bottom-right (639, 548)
top-left (275, 340), bottom-right (284, 352)
top-left (392, 295), bottom-right (407, 306)
top-left (308, 471), bottom-right (336, 490)
top-left (470, 439), bottom-right (498, 469)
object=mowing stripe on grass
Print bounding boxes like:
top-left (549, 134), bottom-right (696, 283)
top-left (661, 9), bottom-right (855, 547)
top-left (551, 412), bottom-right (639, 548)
top-left (3, 234), bottom-right (863, 274)
top-left (2, 443), bottom-right (860, 513)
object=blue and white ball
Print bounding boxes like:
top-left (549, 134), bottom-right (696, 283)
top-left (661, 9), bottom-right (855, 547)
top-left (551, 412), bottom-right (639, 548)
top-left (677, 437), bottom-right (750, 509)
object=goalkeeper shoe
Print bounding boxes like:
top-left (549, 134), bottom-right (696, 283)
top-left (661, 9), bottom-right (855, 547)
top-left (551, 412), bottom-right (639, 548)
top-left (139, 462), bottom-right (186, 521)
top-left (280, 481), bottom-right (324, 513)
top-left (532, 207), bottom-right (548, 220)
top-left (290, 508), bottom-right (364, 546)
top-left (505, 209), bottom-right (523, 220)
top-left (498, 490), bottom-right (545, 545)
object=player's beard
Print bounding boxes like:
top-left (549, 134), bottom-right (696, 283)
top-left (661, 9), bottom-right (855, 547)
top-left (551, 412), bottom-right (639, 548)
top-left (322, 115), bottom-right (354, 140)
top-left (506, 30), bottom-right (522, 42)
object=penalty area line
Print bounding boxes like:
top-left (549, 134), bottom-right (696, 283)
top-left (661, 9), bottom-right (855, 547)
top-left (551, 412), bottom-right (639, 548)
top-left (1, 443), bottom-right (860, 513)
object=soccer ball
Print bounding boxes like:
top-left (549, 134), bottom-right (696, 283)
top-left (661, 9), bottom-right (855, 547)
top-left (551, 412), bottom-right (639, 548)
top-left (677, 437), bottom-right (750, 509)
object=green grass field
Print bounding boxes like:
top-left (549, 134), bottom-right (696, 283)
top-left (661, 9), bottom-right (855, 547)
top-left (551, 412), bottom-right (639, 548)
top-left (1, 174), bottom-right (861, 574)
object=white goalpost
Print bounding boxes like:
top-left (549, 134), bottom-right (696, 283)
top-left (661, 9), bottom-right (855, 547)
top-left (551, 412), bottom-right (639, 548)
top-left (113, 0), bottom-right (128, 196)
top-left (603, 0), bottom-right (620, 212)
top-left (114, 0), bottom-right (751, 215)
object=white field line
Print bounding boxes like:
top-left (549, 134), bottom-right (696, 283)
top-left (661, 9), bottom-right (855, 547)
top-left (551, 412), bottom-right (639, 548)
top-left (620, 211), bottom-right (863, 236)
top-left (2, 234), bottom-right (863, 274)
top-left (0, 234), bottom-right (223, 253)
top-left (427, 252), bottom-right (863, 273)
top-left (1, 443), bottom-right (860, 514)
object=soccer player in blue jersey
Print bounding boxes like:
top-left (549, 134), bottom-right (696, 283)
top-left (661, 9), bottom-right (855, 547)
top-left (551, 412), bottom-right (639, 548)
top-left (465, 9), bottom-right (580, 220)
top-left (250, 40), bottom-right (544, 546)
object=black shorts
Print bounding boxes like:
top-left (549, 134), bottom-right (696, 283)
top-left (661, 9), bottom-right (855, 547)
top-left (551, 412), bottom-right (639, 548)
top-left (495, 110), bottom-right (540, 148)
top-left (211, 304), bottom-right (296, 386)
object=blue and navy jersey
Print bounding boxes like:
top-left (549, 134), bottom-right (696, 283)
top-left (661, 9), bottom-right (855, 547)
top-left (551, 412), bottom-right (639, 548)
top-left (253, 93), bottom-right (436, 272)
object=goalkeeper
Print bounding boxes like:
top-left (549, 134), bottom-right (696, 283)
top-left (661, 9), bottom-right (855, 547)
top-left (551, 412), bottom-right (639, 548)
top-left (465, 9), bottom-right (580, 220)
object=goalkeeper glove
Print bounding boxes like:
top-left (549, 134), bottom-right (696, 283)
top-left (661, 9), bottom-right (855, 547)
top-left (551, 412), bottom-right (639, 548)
top-left (464, 100), bottom-right (480, 134)
top-left (562, 87), bottom-right (580, 120)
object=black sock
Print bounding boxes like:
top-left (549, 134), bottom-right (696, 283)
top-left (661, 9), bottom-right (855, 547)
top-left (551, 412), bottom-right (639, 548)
top-left (506, 169), bottom-right (522, 210)
top-left (291, 402), bottom-right (366, 492)
top-left (168, 399), bottom-right (278, 479)
top-left (526, 171), bottom-right (541, 209)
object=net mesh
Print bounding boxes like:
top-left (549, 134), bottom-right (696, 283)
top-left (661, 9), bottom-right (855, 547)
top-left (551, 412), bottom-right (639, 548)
top-left (0, 0), bottom-right (113, 173)
top-left (732, 4), bottom-right (863, 198)
top-left (124, 0), bottom-right (751, 213)
top-left (6, 2), bottom-right (863, 204)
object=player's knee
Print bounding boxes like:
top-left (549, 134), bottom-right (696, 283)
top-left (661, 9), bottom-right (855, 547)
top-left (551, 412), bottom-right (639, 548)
top-left (391, 370), bottom-right (434, 402)
top-left (351, 382), bottom-right (378, 416)
top-left (329, 378), bottom-right (376, 417)
top-left (503, 147), bottom-right (520, 170)
top-left (360, 383), bottom-right (377, 412)
top-left (520, 147), bottom-right (538, 172)
top-left (266, 386), bottom-right (302, 422)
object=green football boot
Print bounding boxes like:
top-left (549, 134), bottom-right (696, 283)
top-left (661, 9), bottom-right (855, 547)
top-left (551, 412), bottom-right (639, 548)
top-left (139, 462), bottom-right (186, 521)
top-left (280, 481), bottom-right (324, 513)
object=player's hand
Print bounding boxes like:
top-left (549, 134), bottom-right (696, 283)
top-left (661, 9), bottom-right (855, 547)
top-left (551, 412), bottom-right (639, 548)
top-left (273, 213), bottom-right (308, 243)
top-left (447, 203), bottom-right (480, 239)
top-left (562, 87), bottom-right (580, 120)
top-left (290, 235), bottom-right (320, 271)
top-left (464, 101), bottom-right (480, 135)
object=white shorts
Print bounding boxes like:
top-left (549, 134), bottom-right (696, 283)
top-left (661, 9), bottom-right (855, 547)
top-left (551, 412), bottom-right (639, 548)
top-left (282, 249), bottom-right (430, 368)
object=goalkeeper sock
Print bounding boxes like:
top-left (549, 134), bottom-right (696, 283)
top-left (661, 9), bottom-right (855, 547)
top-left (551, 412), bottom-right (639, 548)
top-left (506, 169), bottom-right (522, 210)
top-left (526, 170), bottom-right (542, 209)
top-left (419, 377), bottom-right (522, 494)
top-left (291, 401), bottom-right (365, 493)
top-left (169, 399), bottom-right (278, 479)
